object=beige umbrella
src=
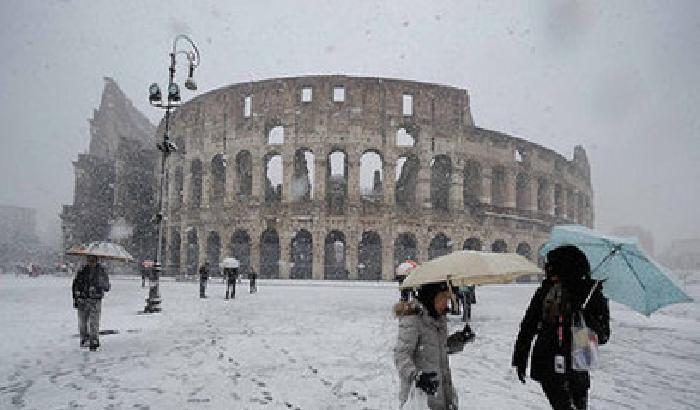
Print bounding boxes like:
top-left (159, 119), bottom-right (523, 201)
top-left (400, 250), bottom-right (541, 289)
top-left (66, 241), bottom-right (134, 262)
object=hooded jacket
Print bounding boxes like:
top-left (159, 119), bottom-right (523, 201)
top-left (394, 300), bottom-right (461, 410)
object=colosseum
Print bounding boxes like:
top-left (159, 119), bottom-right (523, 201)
top-left (159, 75), bottom-right (593, 280)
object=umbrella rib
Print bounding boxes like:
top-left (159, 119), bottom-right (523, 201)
top-left (619, 251), bottom-right (647, 292)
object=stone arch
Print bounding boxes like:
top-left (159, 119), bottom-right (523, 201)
top-left (210, 154), bottom-right (226, 205)
top-left (394, 233), bottom-right (418, 268)
top-left (516, 172), bottom-right (531, 210)
top-left (292, 148), bottom-right (314, 202)
top-left (516, 242), bottom-right (532, 260)
top-left (360, 150), bottom-right (384, 203)
top-left (358, 230), bottom-right (382, 280)
top-left (396, 127), bottom-right (416, 147)
top-left (186, 227), bottom-right (199, 275)
top-left (463, 160), bottom-right (481, 207)
top-left (463, 237), bottom-right (482, 251)
top-left (267, 125), bottom-right (284, 145)
top-left (207, 231), bottom-right (221, 275)
top-left (429, 232), bottom-right (453, 260)
top-left (229, 230), bottom-right (251, 271)
top-left (264, 152), bottom-right (283, 203)
top-left (290, 229), bottom-right (313, 279)
top-left (235, 150), bottom-right (253, 197)
top-left (190, 159), bottom-right (203, 208)
top-left (395, 155), bottom-right (419, 207)
top-left (326, 150), bottom-right (348, 213)
top-left (430, 155), bottom-right (452, 210)
top-left (491, 239), bottom-right (508, 253)
top-left (260, 228), bottom-right (280, 279)
top-left (491, 166), bottom-right (506, 207)
top-left (170, 228), bottom-right (181, 274)
top-left (324, 230), bottom-right (347, 280)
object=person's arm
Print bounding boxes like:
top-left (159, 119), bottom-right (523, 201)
top-left (583, 286), bottom-right (610, 345)
top-left (394, 315), bottom-right (420, 381)
top-left (512, 286), bottom-right (545, 381)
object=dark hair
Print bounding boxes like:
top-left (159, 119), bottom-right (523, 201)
top-left (415, 281), bottom-right (450, 318)
top-left (545, 245), bottom-right (590, 284)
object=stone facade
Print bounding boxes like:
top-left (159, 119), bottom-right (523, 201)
top-left (61, 77), bottom-right (158, 262)
top-left (160, 75), bottom-right (594, 279)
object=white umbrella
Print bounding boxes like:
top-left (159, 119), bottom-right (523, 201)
top-left (221, 257), bottom-right (240, 269)
top-left (66, 241), bottom-right (134, 262)
top-left (400, 250), bottom-right (541, 289)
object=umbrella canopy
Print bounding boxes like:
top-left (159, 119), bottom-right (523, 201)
top-left (400, 250), bottom-right (541, 289)
top-left (66, 241), bottom-right (134, 262)
top-left (221, 257), bottom-right (240, 269)
top-left (540, 225), bottom-right (693, 316)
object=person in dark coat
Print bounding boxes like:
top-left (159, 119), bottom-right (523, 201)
top-left (248, 268), bottom-right (257, 293)
top-left (199, 262), bottom-right (209, 298)
top-left (225, 267), bottom-right (238, 299)
top-left (72, 255), bottom-right (111, 351)
top-left (512, 245), bottom-right (610, 410)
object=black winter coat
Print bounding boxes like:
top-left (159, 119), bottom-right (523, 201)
top-left (199, 266), bottom-right (209, 281)
top-left (72, 264), bottom-right (111, 300)
top-left (512, 278), bottom-right (610, 386)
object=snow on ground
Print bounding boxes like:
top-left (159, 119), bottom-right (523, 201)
top-left (0, 275), bottom-right (698, 410)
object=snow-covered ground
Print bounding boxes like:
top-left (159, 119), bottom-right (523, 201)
top-left (0, 275), bottom-right (698, 410)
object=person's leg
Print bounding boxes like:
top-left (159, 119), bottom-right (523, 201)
top-left (78, 308), bottom-right (88, 346)
top-left (540, 379), bottom-right (575, 410)
top-left (88, 300), bottom-right (102, 349)
top-left (569, 373), bottom-right (590, 410)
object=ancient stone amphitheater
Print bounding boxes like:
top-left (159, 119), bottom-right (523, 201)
top-left (160, 75), bottom-right (593, 280)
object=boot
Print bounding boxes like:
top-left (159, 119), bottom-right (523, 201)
top-left (89, 338), bottom-right (100, 351)
top-left (80, 335), bottom-right (89, 348)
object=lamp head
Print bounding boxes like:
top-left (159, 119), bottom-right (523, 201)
top-left (185, 62), bottom-right (197, 90)
top-left (168, 83), bottom-right (181, 103)
top-left (149, 83), bottom-right (162, 104)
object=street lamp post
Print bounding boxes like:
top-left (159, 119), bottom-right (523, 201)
top-left (144, 35), bottom-right (200, 313)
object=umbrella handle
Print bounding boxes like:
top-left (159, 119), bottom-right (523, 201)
top-left (582, 280), bottom-right (599, 310)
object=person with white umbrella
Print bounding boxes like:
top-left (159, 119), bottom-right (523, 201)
top-left (394, 281), bottom-right (475, 409)
top-left (72, 255), bottom-right (111, 351)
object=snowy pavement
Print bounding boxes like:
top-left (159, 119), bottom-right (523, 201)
top-left (0, 275), bottom-right (698, 410)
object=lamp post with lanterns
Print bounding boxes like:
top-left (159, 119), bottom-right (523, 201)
top-left (144, 35), bottom-right (200, 313)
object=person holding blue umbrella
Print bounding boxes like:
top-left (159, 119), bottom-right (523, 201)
top-left (512, 245), bottom-right (610, 410)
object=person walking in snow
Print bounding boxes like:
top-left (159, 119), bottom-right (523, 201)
top-left (199, 262), bottom-right (209, 298)
top-left (72, 255), bottom-right (110, 351)
top-left (225, 266), bottom-right (238, 299)
top-left (512, 245), bottom-right (610, 410)
top-left (394, 281), bottom-right (476, 409)
top-left (248, 268), bottom-right (257, 293)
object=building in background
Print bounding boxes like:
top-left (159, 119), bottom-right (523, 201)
top-left (661, 238), bottom-right (700, 271)
top-left (0, 205), bottom-right (40, 265)
top-left (60, 77), bottom-right (157, 263)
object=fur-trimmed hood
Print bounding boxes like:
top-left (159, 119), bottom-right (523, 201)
top-left (393, 300), bottom-right (424, 317)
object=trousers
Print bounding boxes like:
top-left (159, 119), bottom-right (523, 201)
top-left (77, 299), bottom-right (102, 342)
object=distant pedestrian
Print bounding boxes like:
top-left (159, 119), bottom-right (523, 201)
top-left (461, 285), bottom-right (476, 322)
top-left (248, 268), bottom-right (257, 293)
top-left (199, 262), bottom-right (209, 298)
top-left (141, 266), bottom-right (147, 288)
top-left (225, 267), bottom-right (238, 299)
top-left (72, 255), bottom-right (110, 351)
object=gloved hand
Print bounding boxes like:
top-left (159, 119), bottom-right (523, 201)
top-left (515, 365), bottom-right (526, 384)
top-left (415, 371), bottom-right (439, 395)
top-left (73, 298), bottom-right (86, 309)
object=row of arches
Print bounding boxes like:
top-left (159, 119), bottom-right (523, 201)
top-left (167, 228), bottom-right (537, 280)
top-left (170, 150), bottom-right (591, 221)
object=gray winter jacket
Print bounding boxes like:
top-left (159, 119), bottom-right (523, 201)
top-left (394, 301), bottom-right (464, 410)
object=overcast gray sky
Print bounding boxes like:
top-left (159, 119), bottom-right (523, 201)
top-left (0, 0), bottom-right (698, 253)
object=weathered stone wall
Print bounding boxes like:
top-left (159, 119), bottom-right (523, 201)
top-left (161, 76), bottom-right (593, 280)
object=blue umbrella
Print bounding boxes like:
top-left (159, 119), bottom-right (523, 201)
top-left (540, 225), bottom-right (692, 316)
